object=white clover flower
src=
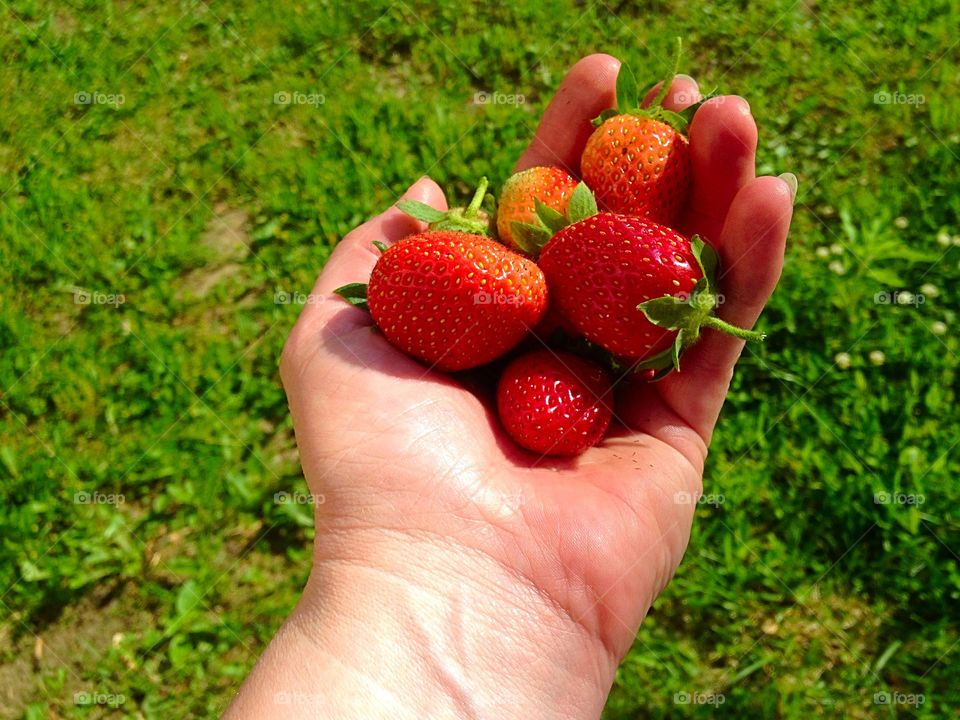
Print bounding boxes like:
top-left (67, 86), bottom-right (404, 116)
top-left (828, 260), bottom-right (846, 275)
top-left (894, 217), bottom-right (908, 229)
top-left (896, 291), bottom-right (915, 305)
top-left (936, 232), bottom-right (951, 246)
top-left (920, 283), bottom-right (939, 298)
top-left (931, 321), bottom-right (947, 335)
top-left (835, 352), bottom-right (852, 369)
top-left (869, 350), bottom-right (886, 366)
top-left (829, 243), bottom-right (844, 255)
top-left (816, 246), bottom-right (831, 259)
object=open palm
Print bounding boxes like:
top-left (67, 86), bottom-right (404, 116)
top-left (280, 54), bottom-right (794, 671)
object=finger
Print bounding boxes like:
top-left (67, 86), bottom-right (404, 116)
top-left (641, 74), bottom-right (700, 111)
top-left (682, 96), bottom-right (757, 243)
top-left (514, 54), bottom-right (620, 175)
top-left (312, 176), bottom-right (447, 297)
top-left (623, 175), bottom-right (794, 443)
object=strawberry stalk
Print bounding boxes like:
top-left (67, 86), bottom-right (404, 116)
top-left (397, 177), bottom-right (493, 236)
top-left (636, 236), bottom-right (765, 377)
top-left (592, 37), bottom-right (713, 136)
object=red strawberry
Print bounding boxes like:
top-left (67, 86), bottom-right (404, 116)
top-left (581, 114), bottom-right (690, 225)
top-left (338, 230), bottom-right (547, 371)
top-left (497, 350), bottom-right (613, 456)
top-left (580, 42), bottom-right (698, 226)
top-left (496, 166), bottom-right (579, 255)
top-left (538, 195), bottom-right (763, 374)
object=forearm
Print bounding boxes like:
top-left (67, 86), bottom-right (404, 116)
top-left (224, 530), bottom-right (617, 719)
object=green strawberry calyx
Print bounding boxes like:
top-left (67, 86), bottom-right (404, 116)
top-left (635, 237), bottom-right (765, 377)
top-left (514, 181), bottom-right (598, 253)
top-left (397, 177), bottom-right (493, 236)
top-left (591, 37), bottom-right (713, 136)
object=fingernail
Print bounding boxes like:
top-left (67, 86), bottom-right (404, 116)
top-left (778, 172), bottom-right (798, 203)
top-left (675, 73), bottom-right (697, 87)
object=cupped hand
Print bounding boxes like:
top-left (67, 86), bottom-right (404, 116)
top-left (277, 54), bottom-right (793, 714)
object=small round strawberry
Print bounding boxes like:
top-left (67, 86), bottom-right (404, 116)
top-left (497, 350), bottom-right (613, 456)
top-left (539, 196), bottom-right (763, 374)
top-left (340, 230), bottom-right (547, 371)
top-left (580, 41), bottom-right (697, 226)
top-left (496, 166), bottom-right (579, 255)
top-left (581, 114), bottom-right (690, 225)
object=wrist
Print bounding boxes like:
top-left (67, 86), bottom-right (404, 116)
top-left (227, 527), bottom-right (617, 719)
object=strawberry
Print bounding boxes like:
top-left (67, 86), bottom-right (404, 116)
top-left (537, 186), bottom-right (763, 374)
top-left (335, 181), bottom-right (548, 371)
top-left (580, 40), bottom-right (700, 227)
top-left (496, 166), bottom-right (579, 255)
top-left (497, 350), bottom-right (613, 456)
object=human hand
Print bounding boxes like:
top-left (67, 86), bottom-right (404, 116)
top-left (227, 54), bottom-right (794, 720)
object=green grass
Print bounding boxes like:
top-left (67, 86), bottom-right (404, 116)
top-left (1, 0), bottom-right (958, 717)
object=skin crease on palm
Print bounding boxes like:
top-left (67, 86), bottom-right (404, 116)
top-left (226, 54), bottom-right (794, 719)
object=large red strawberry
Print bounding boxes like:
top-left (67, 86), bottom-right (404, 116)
top-left (336, 230), bottom-right (547, 371)
top-left (497, 350), bottom-right (613, 456)
top-left (537, 187), bottom-right (763, 374)
top-left (580, 42), bottom-right (700, 226)
top-left (496, 166), bottom-right (578, 255)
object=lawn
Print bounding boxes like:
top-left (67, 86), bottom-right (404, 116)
top-left (1, 0), bottom-right (958, 717)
